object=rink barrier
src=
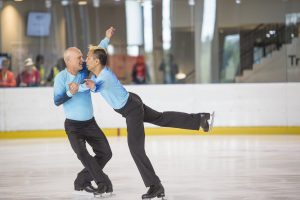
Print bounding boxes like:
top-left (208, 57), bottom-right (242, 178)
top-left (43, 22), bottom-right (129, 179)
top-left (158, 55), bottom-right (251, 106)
top-left (0, 127), bottom-right (299, 139)
top-left (1, 83), bottom-right (300, 131)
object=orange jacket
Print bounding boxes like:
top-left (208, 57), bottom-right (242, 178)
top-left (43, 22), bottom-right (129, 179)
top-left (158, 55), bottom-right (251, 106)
top-left (0, 70), bottom-right (17, 87)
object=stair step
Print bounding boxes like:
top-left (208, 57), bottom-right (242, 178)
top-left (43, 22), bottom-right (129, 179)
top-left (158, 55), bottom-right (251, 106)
top-left (235, 37), bottom-right (300, 83)
top-left (242, 69), bottom-right (253, 78)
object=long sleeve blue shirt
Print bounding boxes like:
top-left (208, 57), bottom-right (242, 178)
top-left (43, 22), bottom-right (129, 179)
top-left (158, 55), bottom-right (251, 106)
top-left (79, 67), bottom-right (129, 109)
top-left (93, 67), bottom-right (129, 109)
top-left (53, 38), bottom-right (109, 121)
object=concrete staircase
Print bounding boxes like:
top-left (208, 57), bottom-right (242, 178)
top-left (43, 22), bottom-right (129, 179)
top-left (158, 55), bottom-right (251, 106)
top-left (235, 37), bottom-right (300, 83)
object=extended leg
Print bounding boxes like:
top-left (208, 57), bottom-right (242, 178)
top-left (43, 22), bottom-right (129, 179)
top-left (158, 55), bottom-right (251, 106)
top-left (142, 103), bottom-right (201, 130)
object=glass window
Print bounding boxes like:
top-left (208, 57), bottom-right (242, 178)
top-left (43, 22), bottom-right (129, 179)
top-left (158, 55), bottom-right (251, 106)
top-left (0, 0), bottom-right (300, 87)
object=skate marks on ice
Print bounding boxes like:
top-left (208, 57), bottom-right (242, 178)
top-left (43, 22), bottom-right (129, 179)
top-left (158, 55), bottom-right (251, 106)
top-left (73, 190), bottom-right (167, 200)
top-left (142, 196), bottom-right (167, 200)
top-left (94, 193), bottom-right (116, 199)
top-left (72, 192), bottom-right (116, 199)
top-left (2, 136), bottom-right (300, 199)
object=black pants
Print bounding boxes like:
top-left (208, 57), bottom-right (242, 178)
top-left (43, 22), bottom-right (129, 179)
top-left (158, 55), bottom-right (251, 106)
top-left (64, 117), bottom-right (112, 188)
top-left (115, 93), bottom-right (201, 187)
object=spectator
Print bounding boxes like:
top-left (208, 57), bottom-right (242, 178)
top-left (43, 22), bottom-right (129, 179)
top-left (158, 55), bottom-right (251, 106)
top-left (17, 58), bottom-right (40, 87)
top-left (47, 58), bottom-right (66, 85)
top-left (131, 56), bottom-right (147, 84)
top-left (159, 54), bottom-right (179, 84)
top-left (35, 54), bottom-right (46, 85)
top-left (0, 58), bottom-right (16, 87)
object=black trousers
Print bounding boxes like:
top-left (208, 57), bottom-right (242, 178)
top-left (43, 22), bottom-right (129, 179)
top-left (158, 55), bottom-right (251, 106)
top-left (64, 117), bottom-right (112, 188)
top-left (115, 93), bottom-right (201, 187)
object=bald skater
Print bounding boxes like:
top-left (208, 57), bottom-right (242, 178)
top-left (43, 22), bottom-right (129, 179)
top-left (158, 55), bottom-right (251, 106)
top-left (74, 45), bottom-right (214, 199)
top-left (53, 27), bottom-right (115, 196)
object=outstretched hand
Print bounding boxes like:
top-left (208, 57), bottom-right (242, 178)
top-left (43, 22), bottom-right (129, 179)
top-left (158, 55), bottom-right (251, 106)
top-left (105, 26), bottom-right (115, 39)
top-left (85, 79), bottom-right (96, 90)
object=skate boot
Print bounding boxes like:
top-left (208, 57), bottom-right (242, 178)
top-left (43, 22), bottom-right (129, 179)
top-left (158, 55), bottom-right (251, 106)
top-left (142, 183), bottom-right (166, 199)
top-left (102, 173), bottom-right (113, 194)
top-left (199, 112), bottom-right (215, 132)
top-left (74, 183), bottom-right (98, 195)
top-left (106, 179), bottom-right (113, 194)
top-left (102, 178), bottom-right (114, 198)
top-left (93, 182), bottom-right (108, 198)
top-left (97, 182), bottom-right (107, 194)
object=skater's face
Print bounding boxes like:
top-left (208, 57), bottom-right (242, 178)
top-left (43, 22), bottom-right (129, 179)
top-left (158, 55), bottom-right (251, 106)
top-left (86, 50), bottom-right (99, 72)
top-left (65, 47), bottom-right (84, 72)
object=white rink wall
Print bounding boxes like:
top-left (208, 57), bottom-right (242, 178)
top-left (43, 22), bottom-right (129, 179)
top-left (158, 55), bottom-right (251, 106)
top-left (0, 83), bottom-right (300, 131)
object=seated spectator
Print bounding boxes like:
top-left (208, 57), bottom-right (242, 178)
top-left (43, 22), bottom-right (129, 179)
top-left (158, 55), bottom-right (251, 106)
top-left (0, 58), bottom-right (16, 87)
top-left (17, 58), bottom-right (40, 87)
top-left (46, 58), bottom-right (66, 85)
top-left (35, 54), bottom-right (46, 85)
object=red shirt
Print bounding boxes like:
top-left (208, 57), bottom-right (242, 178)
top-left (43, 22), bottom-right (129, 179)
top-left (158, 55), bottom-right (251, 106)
top-left (136, 64), bottom-right (145, 78)
top-left (0, 70), bottom-right (16, 87)
top-left (17, 69), bottom-right (40, 86)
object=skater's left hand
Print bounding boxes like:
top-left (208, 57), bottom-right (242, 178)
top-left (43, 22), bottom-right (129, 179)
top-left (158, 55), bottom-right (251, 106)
top-left (106, 26), bottom-right (115, 39)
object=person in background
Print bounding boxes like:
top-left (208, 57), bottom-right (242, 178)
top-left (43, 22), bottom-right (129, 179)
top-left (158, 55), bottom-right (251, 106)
top-left (131, 56), bottom-right (147, 84)
top-left (17, 58), bottom-right (40, 87)
top-left (0, 58), bottom-right (16, 87)
top-left (47, 58), bottom-right (66, 85)
top-left (35, 54), bottom-right (46, 85)
top-left (159, 54), bottom-right (179, 84)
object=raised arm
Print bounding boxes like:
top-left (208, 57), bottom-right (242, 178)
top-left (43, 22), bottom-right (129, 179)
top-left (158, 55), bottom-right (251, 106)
top-left (77, 27), bottom-right (115, 80)
top-left (98, 26), bottom-right (115, 49)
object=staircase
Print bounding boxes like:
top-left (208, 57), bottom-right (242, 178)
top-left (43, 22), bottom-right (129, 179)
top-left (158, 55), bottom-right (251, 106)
top-left (235, 37), bottom-right (300, 83)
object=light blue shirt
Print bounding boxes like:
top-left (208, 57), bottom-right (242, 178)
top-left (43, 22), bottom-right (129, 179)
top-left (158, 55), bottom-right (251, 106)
top-left (54, 70), bottom-right (93, 121)
top-left (93, 67), bottom-right (129, 109)
top-left (79, 67), bottom-right (129, 109)
top-left (53, 38), bottom-right (110, 121)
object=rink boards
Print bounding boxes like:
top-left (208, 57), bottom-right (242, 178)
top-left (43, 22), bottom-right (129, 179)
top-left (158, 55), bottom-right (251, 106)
top-left (1, 83), bottom-right (300, 138)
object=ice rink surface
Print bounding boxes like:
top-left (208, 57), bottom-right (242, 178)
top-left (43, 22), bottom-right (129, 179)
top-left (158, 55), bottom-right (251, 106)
top-left (0, 135), bottom-right (300, 200)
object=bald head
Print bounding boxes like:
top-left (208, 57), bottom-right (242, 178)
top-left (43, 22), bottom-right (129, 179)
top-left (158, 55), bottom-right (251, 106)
top-left (64, 47), bottom-right (81, 64)
top-left (63, 47), bottom-right (84, 73)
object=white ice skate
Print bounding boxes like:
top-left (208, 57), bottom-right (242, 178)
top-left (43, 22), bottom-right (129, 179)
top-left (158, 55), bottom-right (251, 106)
top-left (199, 111), bottom-right (215, 132)
top-left (208, 111), bottom-right (215, 132)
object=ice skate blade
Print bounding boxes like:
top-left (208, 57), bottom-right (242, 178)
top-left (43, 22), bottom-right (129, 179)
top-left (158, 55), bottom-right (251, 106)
top-left (73, 190), bottom-right (95, 196)
top-left (143, 194), bottom-right (167, 200)
top-left (94, 192), bottom-right (116, 199)
top-left (208, 111), bottom-right (215, 132)
top-left (143, 197), bottom-right (167, 200)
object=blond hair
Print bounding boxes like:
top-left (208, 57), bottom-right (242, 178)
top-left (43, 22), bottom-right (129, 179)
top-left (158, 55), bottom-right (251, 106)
top-left (88, 45), bottom-right (108, 66)
top-left (88, 45), bottom-right (107, 53)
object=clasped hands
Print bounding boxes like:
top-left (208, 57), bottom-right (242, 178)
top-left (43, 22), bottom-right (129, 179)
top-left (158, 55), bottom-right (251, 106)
top-left (68, 79), bottom-right (95, 95)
